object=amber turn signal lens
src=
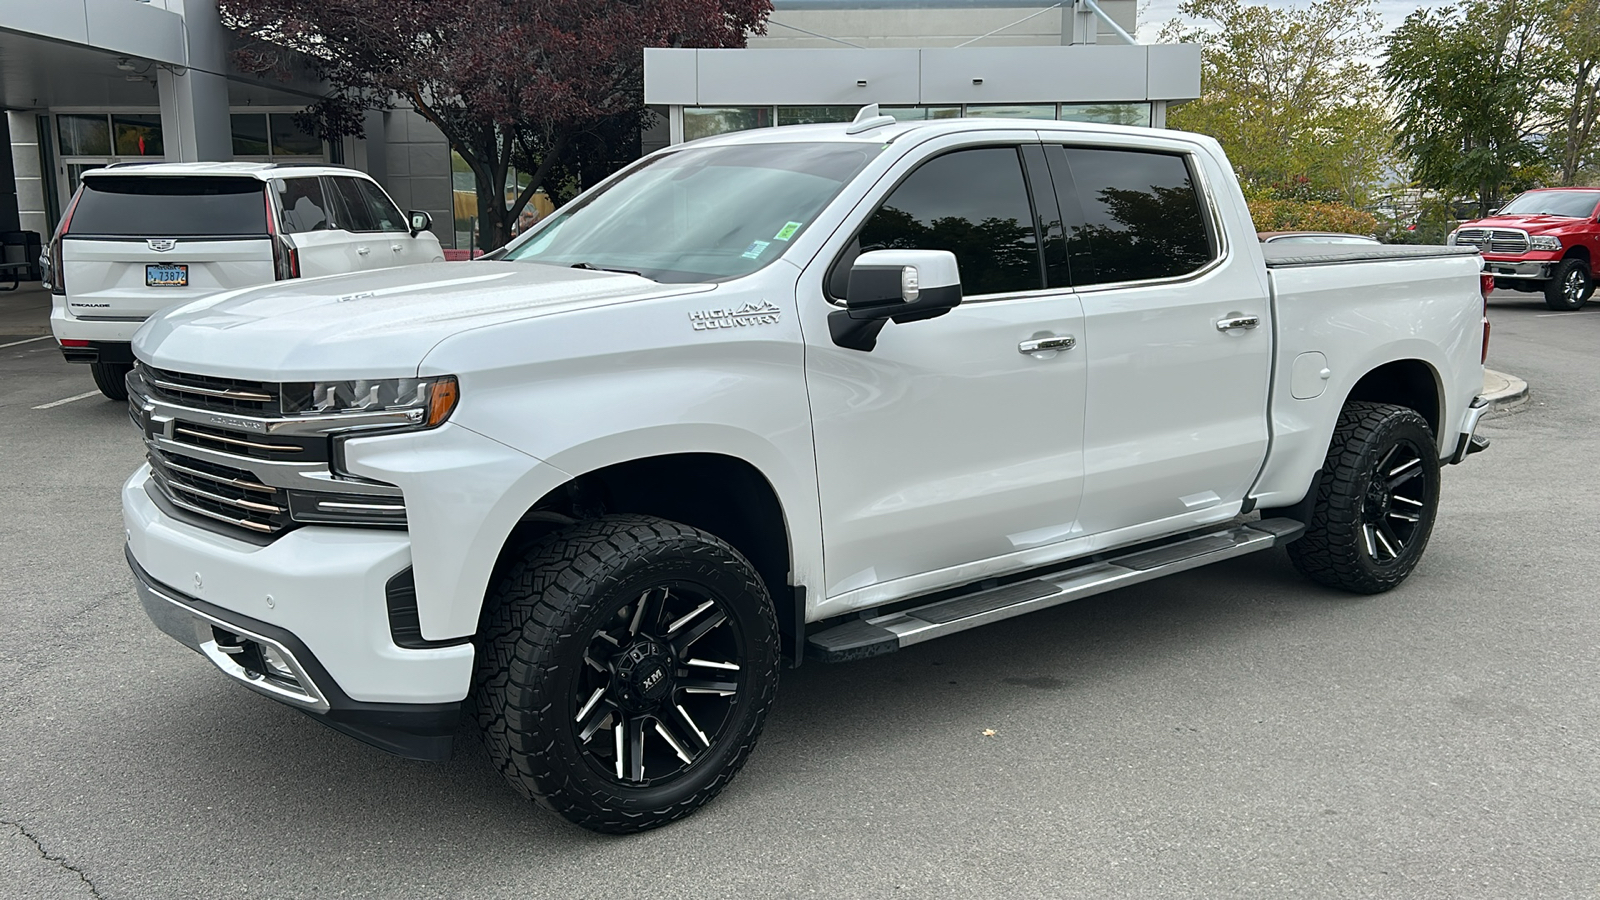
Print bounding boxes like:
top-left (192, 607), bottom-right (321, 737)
top-left (426, 376), bottom-right (459, 427)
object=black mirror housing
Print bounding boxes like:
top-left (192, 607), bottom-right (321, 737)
top-left (408, 210), bottom-right (433, 236)
top-left (830, 249), bottom-right (962, 351)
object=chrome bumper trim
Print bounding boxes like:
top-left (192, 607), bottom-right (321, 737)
top-left (1450, 396), bottom-right (1492, 464)
top-left (129, 551), bottom-right (330, 712)
top-left (1485, 261), bottom-right (1554, 280)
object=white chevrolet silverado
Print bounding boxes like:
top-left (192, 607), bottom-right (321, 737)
top-left (122, 110), bottom-right (1492, 833)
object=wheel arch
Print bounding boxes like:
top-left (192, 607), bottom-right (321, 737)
top-left (488, 452), bottom-right (801, 660)
top-left (1342, 358), bottom-right (1443, 438)
top-left (1562, 244), bottom-right (1591, 266)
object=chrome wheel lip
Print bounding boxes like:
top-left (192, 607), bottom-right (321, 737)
top-left (571, 580), bottom-right (745, 789)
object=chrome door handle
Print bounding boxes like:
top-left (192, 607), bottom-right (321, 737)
top-left (1215, 315), bottom-right (1260, 332)
top-left (357, 246), bottom-right (371, 256)
top-left (1018, 335), bottom-right (1076, 354)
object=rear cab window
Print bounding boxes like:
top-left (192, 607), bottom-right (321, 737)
top-left (68, 176), bottom-right (268, 238)
top-left (1042, 146), bottom-right (1217, 287)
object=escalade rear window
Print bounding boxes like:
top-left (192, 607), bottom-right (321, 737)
top-left (69, 176), bottom-right (267, 238)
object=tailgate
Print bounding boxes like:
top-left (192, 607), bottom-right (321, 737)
top-left (62, 237), bottom-right (274, 319)
top-left (61, 174), bottom-right (275, 320)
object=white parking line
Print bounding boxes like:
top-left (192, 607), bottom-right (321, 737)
top-left (33, 390), bottom-right (101, 410)
top-left (0, 335), bottom-right (51, 349)
top-left (1535, 312), bottom-right (1589, 317)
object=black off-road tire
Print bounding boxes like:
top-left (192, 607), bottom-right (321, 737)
top-left (1543, 257), bottom-right (1592, 311)
top-left (90, 361), bottom-right (132, 401)
top-left (1287, 402), bottom-right (1441, 594)
top-left (473, 514), bottom-right (780, 834)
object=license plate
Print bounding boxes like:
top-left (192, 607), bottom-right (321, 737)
top-left (146, 264), bottom-right (188, 287)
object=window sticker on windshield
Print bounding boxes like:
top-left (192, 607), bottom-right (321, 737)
top-left (742, 240), bottom-right (771, 259)
top-left (774, 221), bottom-right (803, 241)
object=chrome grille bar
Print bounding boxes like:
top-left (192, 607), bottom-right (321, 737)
top-left (154, 457), bottom-right (276, 494)
top-left (174, 426), bottom-right (303, 455)
top-left (148, 377), bottom-right (274, 403)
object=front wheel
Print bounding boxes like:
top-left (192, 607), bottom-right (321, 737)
top-left (1543, 258), bottom-right (1592, 311)
top-left (474, 515), bottom-right (780, 833)
top-left (1287, 402), bottom-right (1441, 594)
top-left (90, 361), bottom-right (132, 401)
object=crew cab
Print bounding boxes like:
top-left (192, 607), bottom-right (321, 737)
top-left (121, 110), bottom-right (1491, 834)
top-left (47, 162), bottom-right (444, 400)
top-left (1451, 187), bottom-right (1600, 310)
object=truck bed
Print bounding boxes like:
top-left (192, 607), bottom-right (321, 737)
top-left (1261, 243), bottom-right (1480, 268)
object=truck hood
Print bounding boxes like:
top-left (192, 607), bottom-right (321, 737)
top-left (133, 261), bottom-right (712, 380)
top-left (1461, 214), bottom-right (1592, 235)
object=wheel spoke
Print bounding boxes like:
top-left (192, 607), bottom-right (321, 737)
top-left (1373, 525), bottom-right (1399, 558)
top-left (629, 586), bottom-right (668, 636)
top-left (671, 608), bottom-right (729, 657)
top-left (625, 715), bottom-right (647, 782)
top-left (1388, 466), bottom-right (1424, 491)
top-left (653, 719), bottom-right (696, 766)
top-left (679, 676), bottom-right (737, 696)
top-left (576, 689), bottom-right (615, 743)
top-left (1392, 494), bottom-right (1424, 508)
top-left (1376, 445), bottom-right (1399, 474)
top-left (1362, 524), bottom-right (1378, 558)
top-left (1387, 456), bottom-right (1420, 478)
top-left (1387, 510), bottom-right (1420, 524)
top-left (668, 702), bottom-right (712, 750)
top-left (687, 657), bottom-right (740, 671)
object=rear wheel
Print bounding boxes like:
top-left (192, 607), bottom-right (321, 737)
top-left (90, 361), bottom-right (132, 401)
top-left (1287, 402), bottom-right (1441, 594)
top-left (474, 515), bottom-right (780, 833)
top-left (1543, 258), bottom-right (1592, 310)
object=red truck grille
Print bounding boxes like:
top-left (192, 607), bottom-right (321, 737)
top-left (1455, 228), bottom-right (1529, 255)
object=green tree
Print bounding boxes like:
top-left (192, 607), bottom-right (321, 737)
top-left (1381, 0), bottom-right (1554, 215)
top-left (1158, 0), bottom-right (1393, 206)
top-left (1543, 0), bottom-right (1600, 184)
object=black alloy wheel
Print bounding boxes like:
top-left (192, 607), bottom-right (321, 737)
top-left (1288, 401), bottom-right (1441, 594)
top-left (475, 515), bottom-right (779, 833)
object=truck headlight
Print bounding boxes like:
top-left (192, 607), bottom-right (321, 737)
top-left (280, 375), bottom-right (459, 427)
top-left (1529, 235), bottom-right (1562, 251)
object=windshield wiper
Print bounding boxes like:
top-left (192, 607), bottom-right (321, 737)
top-left (570, 261), bottom-right (645, 277)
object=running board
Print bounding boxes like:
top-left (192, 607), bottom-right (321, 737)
top-left (806, 518), bottom-right (1305, 663)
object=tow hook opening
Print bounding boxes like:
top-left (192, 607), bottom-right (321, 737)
top-left (200, 625), bottom-right (327, 710)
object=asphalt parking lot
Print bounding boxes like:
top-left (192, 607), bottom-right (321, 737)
top-left (2, 292), bottom-right (1597, 899)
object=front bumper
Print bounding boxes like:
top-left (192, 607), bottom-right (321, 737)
top-left (124, 467), bottom-right (475, 757)
top-left (1481, 258), bottom-right (1557, 281)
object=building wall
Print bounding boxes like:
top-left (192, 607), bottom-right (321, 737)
top-left (753, 1), bottom-right (1138, 48)
top-left (371, 109), bottom-right (456, 250)
top-left (6, 114), bottom-right (45, 238)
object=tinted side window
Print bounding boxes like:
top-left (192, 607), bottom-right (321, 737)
top-left (1061, 148), bottom-right (1214, 286)
top-left (275, 177), bottom-right (330, 234)
top-left (327, 176), bottom-right (377, 232)
top-left (857, 147), bottom-right (1041, 296)
top-left (354, 179), bottom-right (407, 232)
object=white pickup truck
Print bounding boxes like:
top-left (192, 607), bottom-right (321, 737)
top-left (122, 111), bottom-right (1491, 833)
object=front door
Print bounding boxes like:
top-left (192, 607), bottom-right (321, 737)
top-left (802, 136), bottom-right (1088, 608)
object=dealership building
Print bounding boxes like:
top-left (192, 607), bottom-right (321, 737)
top-left (2, 0), bottom-right (1197, 255)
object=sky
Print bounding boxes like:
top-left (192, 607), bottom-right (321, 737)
top-left (1136, 0), bottom-right (1457, 42)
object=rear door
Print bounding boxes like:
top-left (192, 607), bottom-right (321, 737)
top-left (350, 177), bottom-right (441, 267)
top-left (1046, 141), bottom-right (1273, 538)
top-left (61, 175), bottom-right (274, 320)
top-left (324, 175), bottom-right (384, 271)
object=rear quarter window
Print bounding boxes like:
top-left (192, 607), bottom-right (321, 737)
top-left (68, 176), bottom-right (267, 237)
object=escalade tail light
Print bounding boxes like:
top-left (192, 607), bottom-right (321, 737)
top-left (264, 189), bottom-right (300, 281)
top-left (46, 188), bottom-right (83, 296)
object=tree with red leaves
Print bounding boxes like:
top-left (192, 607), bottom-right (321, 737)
top-left (221, 0), bottom-right (772, 250)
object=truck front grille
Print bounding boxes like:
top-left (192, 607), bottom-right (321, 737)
top-left (1455, 228), bottom-right (1529, 255)
top-left (147, 447), bottom-right (292, 536)
top-left (170, 421), bottom-right (326, 462)
top-left (144, 366), bottom-right (281, 416)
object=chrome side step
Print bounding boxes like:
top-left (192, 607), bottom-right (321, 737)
top-left (806, 518), bottom-right (1305, 663)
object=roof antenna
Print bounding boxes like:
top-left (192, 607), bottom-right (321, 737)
top-left (846, 103), bottom-right (897, 135)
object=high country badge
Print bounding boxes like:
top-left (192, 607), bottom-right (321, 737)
top-left (689, 301), bottom-right (782, 331)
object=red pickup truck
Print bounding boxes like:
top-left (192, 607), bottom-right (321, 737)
top-left (1451, 187), bottom-right (1600, 310)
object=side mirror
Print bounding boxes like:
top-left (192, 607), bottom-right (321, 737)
top-left (408, 210), bottom-right (433, 236)
top-left (828, 249), bottom-right (962, 351)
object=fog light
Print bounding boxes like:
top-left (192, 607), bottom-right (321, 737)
top-left (260, 644), bottom-right (297, 682)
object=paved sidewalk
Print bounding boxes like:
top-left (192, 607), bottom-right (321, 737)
top-left (0, 282), bottom-right (50, 336)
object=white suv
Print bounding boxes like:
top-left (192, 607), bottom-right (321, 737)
top-left (47, 162), bottom-right (445, 399)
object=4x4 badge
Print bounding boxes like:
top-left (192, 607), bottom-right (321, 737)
top-left (148, 239), bottom-right (177, 252)
top-left (689, 301), bottom-right (781, 331)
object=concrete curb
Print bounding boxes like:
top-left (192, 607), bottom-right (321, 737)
top-left (1483, 368), bottom-right (1529, 412)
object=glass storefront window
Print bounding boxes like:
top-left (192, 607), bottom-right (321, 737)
top-left (775, 106), bottom-right (860, 127)
top-left (966, 104), bottom-right (1058, 120)
top-left (231, 113), bottom-right (270, 156)
top-left (881, 106), bottom-right (962, 121)
top-left (58, 115), bottom-right (112, 156)
top-left (269, 113), bottom-right (323, 156)
top-left (1060, 103), bottom-right (1150, 126)
top-left (112, 114), bottom-right (164, 157)
top-left (683, 107), bottom-right (773, 142)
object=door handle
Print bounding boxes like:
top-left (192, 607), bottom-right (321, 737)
top-left (1018, 335), bottom-right (1076, 354)
top-left (1215, 315), bottom-right (1260, 332)
top-left (357, 246), bottom-right (371, 256)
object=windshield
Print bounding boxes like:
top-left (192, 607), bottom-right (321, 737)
top-left (1497, 190), bottom-right (1600, 218)
top-left (503, 142), bottom-right (881, 283)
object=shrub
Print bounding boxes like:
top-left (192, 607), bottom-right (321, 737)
top-left (1247, 198), bottom-right (1381, 236)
